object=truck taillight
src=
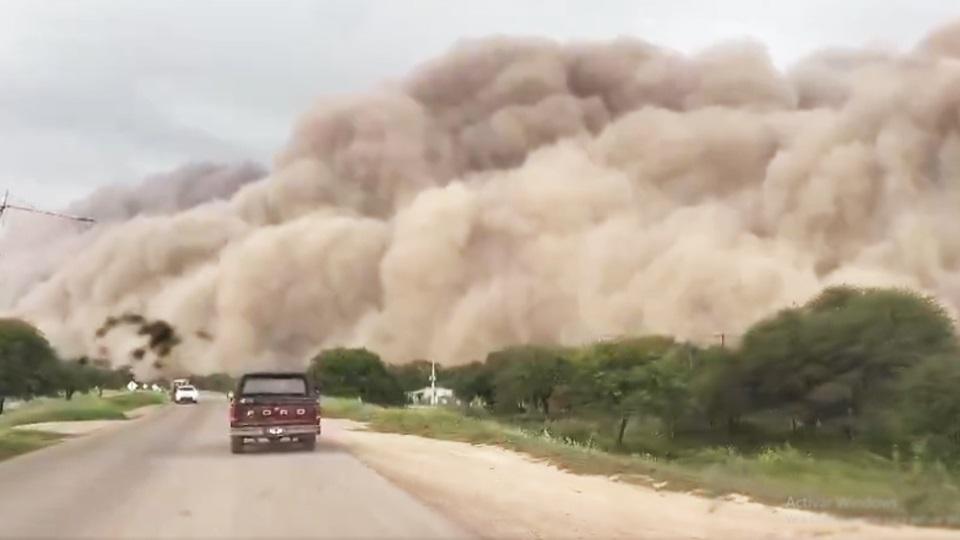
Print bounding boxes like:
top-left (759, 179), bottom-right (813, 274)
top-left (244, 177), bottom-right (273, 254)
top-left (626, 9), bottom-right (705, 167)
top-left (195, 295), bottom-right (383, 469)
top-left (229, 400), bottom-right (237, 423)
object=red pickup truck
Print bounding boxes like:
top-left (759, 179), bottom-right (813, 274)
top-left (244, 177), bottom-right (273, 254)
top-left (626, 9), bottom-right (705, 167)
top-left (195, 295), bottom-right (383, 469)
top-left (229, 372), bottom-right (321, 454)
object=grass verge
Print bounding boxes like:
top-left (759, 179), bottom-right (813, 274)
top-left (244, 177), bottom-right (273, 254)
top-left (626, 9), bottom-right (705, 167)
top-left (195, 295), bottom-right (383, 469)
top-left (102, 391), bottom-right (168, 411)
top-left (0, 391), bottom-right (166, 429)
top-left (0, 391), bottom-right (168, 462)
top-left (0, 430), bottom-right (65, 461)
top-left (322, 397), bottom-right (960, 528)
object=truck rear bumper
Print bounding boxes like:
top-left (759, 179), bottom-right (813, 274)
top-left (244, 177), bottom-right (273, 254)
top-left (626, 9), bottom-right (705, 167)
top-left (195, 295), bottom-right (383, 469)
top-left (231, 424), bottom-right (319, 437)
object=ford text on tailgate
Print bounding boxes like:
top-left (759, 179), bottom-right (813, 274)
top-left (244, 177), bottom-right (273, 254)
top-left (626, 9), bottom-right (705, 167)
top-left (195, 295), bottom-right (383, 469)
top-left (229, 372), bottom-right (321, 454)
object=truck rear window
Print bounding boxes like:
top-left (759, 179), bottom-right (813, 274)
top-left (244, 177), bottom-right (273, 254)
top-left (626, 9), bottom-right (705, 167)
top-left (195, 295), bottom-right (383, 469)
top-left (240, 376), bottom-right (307, 396)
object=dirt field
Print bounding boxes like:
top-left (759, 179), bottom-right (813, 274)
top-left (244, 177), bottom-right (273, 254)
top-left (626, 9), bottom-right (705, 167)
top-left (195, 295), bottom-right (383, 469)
top-left (326, 419), bottom-right (958, 540)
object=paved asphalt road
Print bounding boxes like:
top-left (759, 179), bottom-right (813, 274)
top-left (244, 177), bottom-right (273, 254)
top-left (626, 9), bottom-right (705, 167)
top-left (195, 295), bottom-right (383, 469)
top-left (0, 396), bottom-right (470, 539)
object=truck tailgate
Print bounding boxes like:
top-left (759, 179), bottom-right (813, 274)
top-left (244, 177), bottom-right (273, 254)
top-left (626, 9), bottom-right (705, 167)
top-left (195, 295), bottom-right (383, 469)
top-left (232, 396), bottom-right (318, 427)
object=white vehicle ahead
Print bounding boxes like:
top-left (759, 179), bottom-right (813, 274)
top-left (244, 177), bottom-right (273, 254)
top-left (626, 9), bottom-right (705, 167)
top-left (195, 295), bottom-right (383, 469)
top-left (174, 385), bottom-right (199, 404)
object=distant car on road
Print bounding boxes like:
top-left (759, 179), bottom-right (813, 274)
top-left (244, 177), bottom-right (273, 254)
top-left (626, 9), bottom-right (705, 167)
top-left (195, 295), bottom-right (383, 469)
top-left (173, 385), bottom-right (199, 404)
top-left (228, 372), bottom-right (320, 454)
top-left (170, 378), bottom-right (189, 399)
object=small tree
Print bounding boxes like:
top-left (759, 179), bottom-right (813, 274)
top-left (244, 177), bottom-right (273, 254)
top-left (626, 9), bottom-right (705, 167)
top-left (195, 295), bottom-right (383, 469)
top-left (307, 348), bottom-right (404, 406)
top-left (58, 360), bottom-right (100, 401)
top-left (443, 361), bottom-right (495, 406)
top-left (691, 345), bottom-right (748, 433)
top-left (569, 336), bottom-right (676, 446)
top-left (490, 345), bottom-right (572, 416)
top-left (629, 353), bottom-right (694, 439)
top-left (103, 366), bottom-right (134, 391)
top-left (388, 360), bottom-right (437, 392)
top-left (0, 319), bottom-right (61, 413)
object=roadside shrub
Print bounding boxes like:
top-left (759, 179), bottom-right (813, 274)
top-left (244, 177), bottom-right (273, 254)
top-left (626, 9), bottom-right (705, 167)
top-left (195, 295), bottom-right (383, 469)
top-left (545, 418), bottom-right (599, 446)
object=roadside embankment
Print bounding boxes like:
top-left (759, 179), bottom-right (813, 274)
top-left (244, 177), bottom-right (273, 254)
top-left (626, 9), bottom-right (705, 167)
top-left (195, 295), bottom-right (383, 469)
top-left (322, 398), bottom-right (960, 536)
top-left (0, 392), bottom-right (167, 461)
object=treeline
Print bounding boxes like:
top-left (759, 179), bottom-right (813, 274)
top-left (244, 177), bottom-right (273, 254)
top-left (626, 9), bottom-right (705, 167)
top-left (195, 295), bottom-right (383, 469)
top-left (307, 348), bottom-right (458, 405)
top-left (8, 285), bottom-right (959, 462)
top-left (436, 286), bottom-right (960, 461)
top-left (303, 286), bottom-right (960, 461)
top-left (0, 319), bottom-right (136, 414)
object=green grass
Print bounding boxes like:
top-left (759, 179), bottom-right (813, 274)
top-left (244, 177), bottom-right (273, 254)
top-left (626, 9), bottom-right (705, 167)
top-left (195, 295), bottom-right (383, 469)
top-left (0, 430), bottom-right (65, 461)
top-left (321, 396), bottom-right (375, 422)
top-left (322, 398), bottom-right (960, 527)
top-left (102, 391), bottom-right (168, 411)
top-left (0, 391), bottom-right (166, 429)
top-left (0, 391), bottom-right (168, 462)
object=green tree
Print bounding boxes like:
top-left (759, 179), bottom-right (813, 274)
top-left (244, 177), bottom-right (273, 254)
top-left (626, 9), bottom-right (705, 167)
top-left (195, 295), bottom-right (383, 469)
top-left (803, 285), bottom-right (863, 312)
top-left (112, 366), bottom-right (134, 389)
top-left (629, 352), bottom-right (694, 439)
top-left (738, 286), bottom-right (959, 437)
top-left (58, 359), bottom-right (102, 401)
top-left (490, 345), bottom-right (573, 416)
top-left (388, 360), bottom-right (436, 392)
top-left (568, 336), bottom-right (676, 446)
top-left (894, 353), bottom-right (960, 460)
top-left (442, 361), bottom-right (495, 406)
top-left (307, 348), bottom-right (404, 405)
top-left (691, 345), bottom-right (748, 433)
top-left (0, 319), bottom-right (61, 413)
top-left (76, 358), bottom-right (113, 396)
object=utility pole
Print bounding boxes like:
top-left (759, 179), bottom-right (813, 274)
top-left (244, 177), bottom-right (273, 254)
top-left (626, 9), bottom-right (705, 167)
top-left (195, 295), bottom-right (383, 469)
top-left (0, 190), bottom-right (96, 224)
top-left (429, 359), bottom-right (437, 406)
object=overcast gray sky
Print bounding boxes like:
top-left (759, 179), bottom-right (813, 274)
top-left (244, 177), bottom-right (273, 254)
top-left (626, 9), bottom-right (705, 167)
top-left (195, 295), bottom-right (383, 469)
top-left (2, 0), bottom-right (958, 208)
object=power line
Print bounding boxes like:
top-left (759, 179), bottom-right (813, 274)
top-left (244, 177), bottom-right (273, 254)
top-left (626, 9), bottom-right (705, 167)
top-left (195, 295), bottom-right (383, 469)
top-left (0, 190), bottom-right (96, 224)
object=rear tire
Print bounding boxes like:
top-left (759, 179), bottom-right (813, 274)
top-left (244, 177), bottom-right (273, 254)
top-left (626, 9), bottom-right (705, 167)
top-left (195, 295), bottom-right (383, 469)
top-left (302, 435), bottom-right (316, 451)
top-left (230, 436), bottom-right (244, 454)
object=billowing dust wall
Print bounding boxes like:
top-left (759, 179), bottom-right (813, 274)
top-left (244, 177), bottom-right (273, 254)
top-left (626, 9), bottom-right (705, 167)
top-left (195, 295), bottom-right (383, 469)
top-left (5, 26), bottom-right (960, 377)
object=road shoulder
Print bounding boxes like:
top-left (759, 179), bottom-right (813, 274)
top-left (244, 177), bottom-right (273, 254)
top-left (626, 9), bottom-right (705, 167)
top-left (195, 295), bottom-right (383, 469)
top-left (327, 419), bottom-right (958, 540)
top-left (0, 399), bottom-right (168, 463)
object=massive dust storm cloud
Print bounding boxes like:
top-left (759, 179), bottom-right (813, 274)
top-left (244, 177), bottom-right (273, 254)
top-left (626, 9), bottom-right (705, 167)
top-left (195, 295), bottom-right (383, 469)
top-left (6, 22), bottom-right (960, 378)
top-left (0, 162), bottom-right (264, 309)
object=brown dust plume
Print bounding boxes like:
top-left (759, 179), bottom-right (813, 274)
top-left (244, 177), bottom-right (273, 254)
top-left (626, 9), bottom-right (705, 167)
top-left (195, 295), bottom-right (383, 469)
top-left (5, 26), bottom-right (960, 378)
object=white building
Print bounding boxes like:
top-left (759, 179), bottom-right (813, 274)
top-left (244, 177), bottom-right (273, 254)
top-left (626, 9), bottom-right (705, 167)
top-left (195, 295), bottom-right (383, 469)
top-left (404, 361), bottom-right (458, 406)
top-left (406, 386), bottom-right (455, 406)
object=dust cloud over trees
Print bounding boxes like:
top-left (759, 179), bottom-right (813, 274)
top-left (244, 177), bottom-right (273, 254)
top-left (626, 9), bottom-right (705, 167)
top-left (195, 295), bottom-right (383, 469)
top-left (440, 286), bottom-right (960, 463)
top-left (6, 22), bottom-right (960, 377)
